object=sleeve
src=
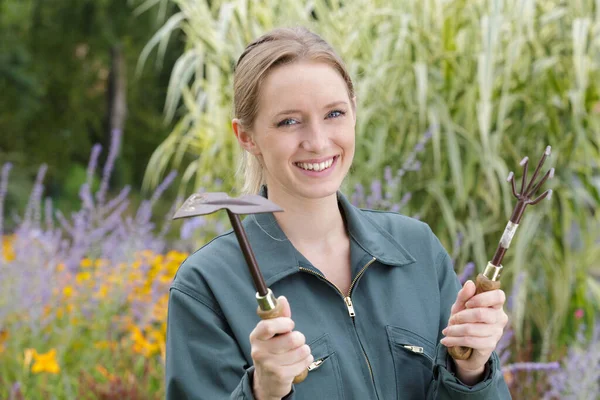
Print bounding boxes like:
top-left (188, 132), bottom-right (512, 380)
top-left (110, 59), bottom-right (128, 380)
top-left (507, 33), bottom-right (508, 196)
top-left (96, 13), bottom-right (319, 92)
top-left (165, 285), bottom-right (297, 400)
top-left (426, 245), bottom-right (512, 399)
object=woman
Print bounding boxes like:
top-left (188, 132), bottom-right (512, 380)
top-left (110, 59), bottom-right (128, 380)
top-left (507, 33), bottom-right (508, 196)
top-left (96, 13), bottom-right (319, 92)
top-left (165, 27), bottom-right (511, 400)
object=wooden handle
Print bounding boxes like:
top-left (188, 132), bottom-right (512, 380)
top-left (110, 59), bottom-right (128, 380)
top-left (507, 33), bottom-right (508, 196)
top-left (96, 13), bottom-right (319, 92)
top-left (257, 301), bottom-right (308, 384)
top-left (447, 273), bottom-right (502, 361)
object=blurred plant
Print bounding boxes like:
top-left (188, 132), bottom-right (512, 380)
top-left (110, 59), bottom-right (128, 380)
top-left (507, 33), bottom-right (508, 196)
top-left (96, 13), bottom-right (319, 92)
top-left (0, 128), bottom-right (225, 399)
top-left (543, 323), bottom-right (600, 400)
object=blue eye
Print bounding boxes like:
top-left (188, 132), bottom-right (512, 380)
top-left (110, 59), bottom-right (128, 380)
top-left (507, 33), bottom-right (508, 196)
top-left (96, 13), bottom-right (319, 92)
top-left (327, 110), bottom-right (346, 119)
top-left (277, 118), bottom-right (298, 127)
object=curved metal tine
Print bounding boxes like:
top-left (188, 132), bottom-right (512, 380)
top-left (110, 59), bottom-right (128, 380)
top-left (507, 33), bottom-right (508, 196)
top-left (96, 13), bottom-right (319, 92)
top-left (519, 157), bottom-right (529, 196)
top-left (507, 171), bottom-right (519, 198)
top-left (527, 168), bottom-right (555, 198)
top-left (524, 146), bottom-right (551, 196)
top-left (529, 189), bottom-right (552, 205)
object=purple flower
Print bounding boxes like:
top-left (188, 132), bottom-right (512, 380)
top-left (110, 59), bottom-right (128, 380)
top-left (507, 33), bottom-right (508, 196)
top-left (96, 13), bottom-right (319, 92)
top-left (543, 323), bottom-right (600, 399)
top-left (96, 129), bottom-right (122, 206)
top-left (457, 262), bottom-right (475, 285)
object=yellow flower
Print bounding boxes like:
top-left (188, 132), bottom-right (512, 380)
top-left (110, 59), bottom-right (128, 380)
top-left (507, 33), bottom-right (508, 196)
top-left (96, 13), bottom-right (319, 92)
top-left (56, 263), bottom-right (66, 272)
top-left (63, 286), bottom-right (74, 298)
top-left (95, 285), bottom-right (108, 299)
top-left (80, 258), bottom-right (93, 268)
top-left (76, 271), bottom-right (91, 283)
top-left (30, 348), bottom-right (60, 374)
top-left (152, 254), bottom-right (164, 266)
top-left (94, 258), bottom-right (109, 268)
top-left (94, 341), bottom-right (118, 351)
top-left (2, 236), bottom-right (16, 262)
top-left (130, 326), bottom-right (160, 357)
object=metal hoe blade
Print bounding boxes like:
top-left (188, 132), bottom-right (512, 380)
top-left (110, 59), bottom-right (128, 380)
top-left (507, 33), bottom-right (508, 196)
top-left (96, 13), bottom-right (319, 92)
top-left (172, 192), bottom-right (284, 297)
top-left (173, 192), bottom-right (283, 220)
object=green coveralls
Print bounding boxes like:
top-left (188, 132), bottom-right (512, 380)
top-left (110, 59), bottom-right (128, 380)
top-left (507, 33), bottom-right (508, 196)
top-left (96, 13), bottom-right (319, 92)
top-left (165, 188), bottom-right (511, 399)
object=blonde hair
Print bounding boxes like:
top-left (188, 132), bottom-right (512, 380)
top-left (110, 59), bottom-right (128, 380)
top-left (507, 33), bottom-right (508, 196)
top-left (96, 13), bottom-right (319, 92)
top-left (233, 26), bottom-right (355, 194)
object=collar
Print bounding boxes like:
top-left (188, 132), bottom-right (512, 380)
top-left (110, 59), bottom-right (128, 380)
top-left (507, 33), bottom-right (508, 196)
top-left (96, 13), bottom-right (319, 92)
top-left (243, 185), bottom-right (416, 286)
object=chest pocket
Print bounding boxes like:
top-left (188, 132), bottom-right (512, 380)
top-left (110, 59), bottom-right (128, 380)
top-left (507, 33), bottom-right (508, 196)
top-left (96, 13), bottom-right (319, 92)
top-left (295, 333), bottom-right (343, 399)
top-left (386, 325), bottom-right (435, 400)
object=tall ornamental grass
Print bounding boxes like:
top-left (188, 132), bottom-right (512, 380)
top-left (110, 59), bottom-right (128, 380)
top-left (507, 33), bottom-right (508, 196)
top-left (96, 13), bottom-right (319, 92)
top-left (138, 0), bottom-right (600, 359)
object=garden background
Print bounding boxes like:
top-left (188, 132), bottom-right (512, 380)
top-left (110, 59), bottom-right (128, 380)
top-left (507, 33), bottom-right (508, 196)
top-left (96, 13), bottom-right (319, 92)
top-left (1, 0), bottom-right (599, 398)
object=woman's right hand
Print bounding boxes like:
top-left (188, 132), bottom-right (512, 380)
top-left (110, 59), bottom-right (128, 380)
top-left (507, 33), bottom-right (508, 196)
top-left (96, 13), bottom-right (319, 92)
top-left (249, 296), bottom-right (313, 400)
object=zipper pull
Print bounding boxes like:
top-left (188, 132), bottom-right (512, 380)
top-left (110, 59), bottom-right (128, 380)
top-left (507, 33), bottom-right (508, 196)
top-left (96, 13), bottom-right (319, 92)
top-left (344, 296), bottom-right (356, 317)
top-left (403, 345), bottom-right (424, 354)
top-left (307, 359), bottom-right (324, 371)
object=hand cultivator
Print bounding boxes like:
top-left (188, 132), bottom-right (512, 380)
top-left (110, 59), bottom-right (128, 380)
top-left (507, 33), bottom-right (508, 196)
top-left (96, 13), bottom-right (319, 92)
top-left (448, 146), bottom-right (555, 361)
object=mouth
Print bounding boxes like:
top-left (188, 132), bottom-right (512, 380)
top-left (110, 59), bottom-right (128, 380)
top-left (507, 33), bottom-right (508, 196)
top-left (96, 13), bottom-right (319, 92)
top-left (294, 155), bottom-right (339, 172)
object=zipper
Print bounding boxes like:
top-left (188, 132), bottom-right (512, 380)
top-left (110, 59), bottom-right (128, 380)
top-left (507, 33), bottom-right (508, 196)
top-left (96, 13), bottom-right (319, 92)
top-left (402, 344), bottom-right (434, 362)
top-left (299, 256), bottom-right (378, 397)
top-left (307, 358), bottom-right (325, 371)
top-left (403, 345), bottom-right (424, 354)
top-left (344, 296), bottom-right (355, 317)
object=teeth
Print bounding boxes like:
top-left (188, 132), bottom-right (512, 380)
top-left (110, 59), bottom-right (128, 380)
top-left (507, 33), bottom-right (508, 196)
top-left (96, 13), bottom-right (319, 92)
top-left (297, 157), bottom-right (335, 172)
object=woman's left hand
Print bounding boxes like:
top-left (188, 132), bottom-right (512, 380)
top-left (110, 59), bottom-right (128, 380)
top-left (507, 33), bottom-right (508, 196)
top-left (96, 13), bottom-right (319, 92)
top-left (440, 280), bottom-right (508, 381)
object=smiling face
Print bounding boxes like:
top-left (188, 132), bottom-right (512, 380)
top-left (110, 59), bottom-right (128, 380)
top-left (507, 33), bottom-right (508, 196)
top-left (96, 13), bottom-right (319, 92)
top-left (234, 61), bottom-right (356, 201)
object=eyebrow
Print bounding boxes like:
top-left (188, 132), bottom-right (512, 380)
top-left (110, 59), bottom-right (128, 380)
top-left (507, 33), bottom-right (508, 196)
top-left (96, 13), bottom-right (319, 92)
top-left (273, 101), bottom-right (349, 118)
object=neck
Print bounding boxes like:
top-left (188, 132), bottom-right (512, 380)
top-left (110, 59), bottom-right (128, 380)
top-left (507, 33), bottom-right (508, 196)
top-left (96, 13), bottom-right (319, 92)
top-left (266, 186), bottom-right (347, 249)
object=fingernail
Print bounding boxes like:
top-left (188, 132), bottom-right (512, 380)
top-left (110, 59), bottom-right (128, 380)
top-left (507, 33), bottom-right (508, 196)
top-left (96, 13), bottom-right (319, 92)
top-left (465, 301), bottom-right (472, 308)
top-left (442, 328), bottom-right (448, 335)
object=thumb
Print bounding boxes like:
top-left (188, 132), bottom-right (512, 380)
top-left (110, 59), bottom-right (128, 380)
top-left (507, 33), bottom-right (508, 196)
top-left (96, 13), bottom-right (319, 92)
top-left (450, 280), bottom-right (476, 316)
top-left (277, 295), bottom-right (292, 319)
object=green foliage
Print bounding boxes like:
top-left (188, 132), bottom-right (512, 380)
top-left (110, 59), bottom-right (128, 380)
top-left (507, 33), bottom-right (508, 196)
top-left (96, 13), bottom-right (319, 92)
top-left (0, 0), bottom-right (182, 214)
top-left (141, 0), bottom-right (600, 358)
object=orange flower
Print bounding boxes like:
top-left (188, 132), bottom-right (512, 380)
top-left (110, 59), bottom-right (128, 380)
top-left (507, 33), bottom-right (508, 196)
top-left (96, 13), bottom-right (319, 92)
top-left (96, 364), bottom-right (116, 381)
top-left (0, 330), bottom-right (8, 354)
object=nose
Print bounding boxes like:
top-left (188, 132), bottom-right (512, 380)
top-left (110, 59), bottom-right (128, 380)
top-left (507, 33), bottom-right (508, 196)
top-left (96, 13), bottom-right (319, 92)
top-left (301, 120), bottom-right (328, 153)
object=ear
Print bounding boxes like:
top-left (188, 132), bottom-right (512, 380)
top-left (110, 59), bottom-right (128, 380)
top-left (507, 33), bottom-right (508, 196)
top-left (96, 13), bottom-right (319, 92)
top-left (232, 118), bottom-right (261, 156)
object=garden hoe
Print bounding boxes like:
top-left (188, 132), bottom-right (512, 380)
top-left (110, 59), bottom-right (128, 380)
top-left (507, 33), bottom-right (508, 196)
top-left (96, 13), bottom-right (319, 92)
top-left (172, 192), bottom-right (308, 384)
top-left (448, 146), bottom-right (555, 361)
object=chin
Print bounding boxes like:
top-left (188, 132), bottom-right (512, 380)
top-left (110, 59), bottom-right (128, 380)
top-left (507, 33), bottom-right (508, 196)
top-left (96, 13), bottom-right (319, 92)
top-left (295, 180), bottom-right (341, 200)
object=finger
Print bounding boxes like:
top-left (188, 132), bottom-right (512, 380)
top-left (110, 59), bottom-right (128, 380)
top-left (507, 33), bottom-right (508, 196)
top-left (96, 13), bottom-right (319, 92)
top-left (265, 352), bottom-right (314, 384)
top-left (450, 280), bottom-right (476, 316)
top-left (268, 343), bottom-right (312, 367)
top-left (448, 307), bottom-right (501, 325)
top-left (440, 335), bottom-right (496, 350)
top-left (278, 296), bottom-right (292, 319)
top-left (266, 331), bottom-right (306, 354)
top-left (442, 323), bottom-right (498, 338)
top-left (252, 317), bottom-right (295, 341)
top-left (465, 290), bottom-right (506, 309)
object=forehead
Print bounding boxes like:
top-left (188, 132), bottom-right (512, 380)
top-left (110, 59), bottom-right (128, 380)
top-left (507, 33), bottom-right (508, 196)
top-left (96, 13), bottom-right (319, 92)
top-left (258, 61), bottom-right (350, 112)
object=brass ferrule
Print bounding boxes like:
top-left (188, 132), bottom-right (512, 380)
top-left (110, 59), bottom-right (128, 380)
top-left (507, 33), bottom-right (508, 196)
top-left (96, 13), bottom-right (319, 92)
top-left (483, 262), bottom-right (503, 281)
top-left (256, 288), bottom-right (277, 311)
